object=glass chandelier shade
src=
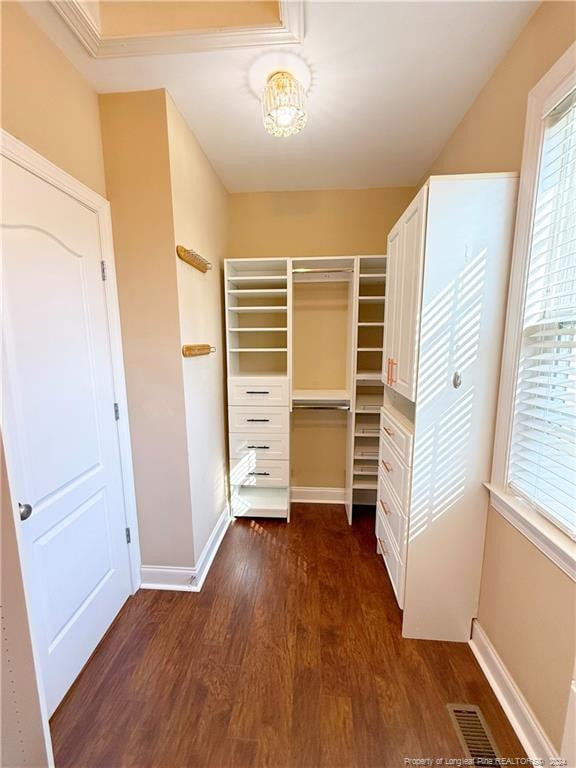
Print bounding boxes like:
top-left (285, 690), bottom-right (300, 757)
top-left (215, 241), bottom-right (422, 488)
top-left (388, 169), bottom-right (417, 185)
top-left (262, 71), bottom-right (307, 137)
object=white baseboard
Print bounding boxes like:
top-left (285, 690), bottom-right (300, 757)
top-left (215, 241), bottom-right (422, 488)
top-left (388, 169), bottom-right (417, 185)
top-left (290, 486), bottom-right (347, 504)
top-left (140, 508), bottom-right (230, 593)
top-left (470, 620), bottom-right (558, 760)
top-left (191, 508), bottom-right (231, 591)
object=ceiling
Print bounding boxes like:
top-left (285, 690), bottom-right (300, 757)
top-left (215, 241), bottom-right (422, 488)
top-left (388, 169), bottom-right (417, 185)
top-left (26, 1), bottom-right (538, 192)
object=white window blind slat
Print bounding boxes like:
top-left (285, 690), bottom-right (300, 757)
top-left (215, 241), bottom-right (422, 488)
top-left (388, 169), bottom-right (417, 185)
top-left (508, 87), bottom-right (576, 539)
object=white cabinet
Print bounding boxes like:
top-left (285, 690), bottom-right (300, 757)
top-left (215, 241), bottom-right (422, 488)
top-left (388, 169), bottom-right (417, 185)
top-left (377, 173), bottom-right (519, 641)
top-left (383, 185), bottom-right (427, 402)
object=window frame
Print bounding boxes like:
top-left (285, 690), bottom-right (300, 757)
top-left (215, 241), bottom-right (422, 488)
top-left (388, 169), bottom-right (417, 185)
top-left (490, 42), bottom-right (576, 579)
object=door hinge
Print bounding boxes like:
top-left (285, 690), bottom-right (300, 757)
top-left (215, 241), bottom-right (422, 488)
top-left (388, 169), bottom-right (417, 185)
top-left (114, 402), bottom-right (120, 421)
top-left (100, 260), bottom-right (107, 281)
top-left (125, 527), bottom-right (131, 544)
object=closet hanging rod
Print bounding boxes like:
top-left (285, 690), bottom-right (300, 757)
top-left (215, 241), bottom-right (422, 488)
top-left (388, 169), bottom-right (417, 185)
top-left (292, 267), bottom-right (354, 274)
top-left (292, 404), bottom-right (350, 411)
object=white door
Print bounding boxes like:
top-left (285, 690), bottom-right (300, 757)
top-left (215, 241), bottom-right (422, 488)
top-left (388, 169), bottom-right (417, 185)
top-left (393, 186), bottom-right (428, 401)
top-left (1, 156), bottom-right (132, 715)
top-left (383, 223), bottom-right (400, 384)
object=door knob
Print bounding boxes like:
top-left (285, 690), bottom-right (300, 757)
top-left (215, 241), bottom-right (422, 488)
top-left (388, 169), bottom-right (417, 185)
top-left (19, 503), bottom-right (32, 521)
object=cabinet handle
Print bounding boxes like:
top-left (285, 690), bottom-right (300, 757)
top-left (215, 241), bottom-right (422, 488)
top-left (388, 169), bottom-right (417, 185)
top-left (247, 418), bottom-right (270, 422)
top-left (390, 359), bottom-right (397, 384)
top-left (379, 499), bottom-right (390, 515)
top-left (381, 460), bottom-right (392, 472)
top-left (248, 471), bottom-right (270, 476)
top-left (247, 445), bottom-right (270, 449)
top-left (377, 536), bottom-right (388, 556)
top-left (383, 426), bottom-right (394, 437)
top-left (246, 391), bottom-right (270, 395)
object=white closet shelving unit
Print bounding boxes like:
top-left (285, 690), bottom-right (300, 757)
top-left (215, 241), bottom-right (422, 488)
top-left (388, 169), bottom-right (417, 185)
top-left (348, 257), bottom-right (387, 511)
top-left (225, 255), bottom-right (386, 524)
top-left (225, 258), bottom-right (291, 519)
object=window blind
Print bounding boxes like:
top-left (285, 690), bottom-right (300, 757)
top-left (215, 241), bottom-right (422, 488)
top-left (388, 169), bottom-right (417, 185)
top-left (508, 88), bottom-right (576, 539)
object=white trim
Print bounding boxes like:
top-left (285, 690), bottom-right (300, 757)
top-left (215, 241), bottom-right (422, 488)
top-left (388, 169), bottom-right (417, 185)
top-left (470, 621), bottom-right (558, 761)
top-left (290, 486), bottom-right (347, 504)
top-left (140, 508), bottom-right (230, 592)
top-left (487, 485), bottom-right (576, 582)
top-left (490, 44), bottom-right (576, 564)
top-left (48, 0), bottom-right (303, 58)
top-left (0, 130), bottom-right (142, 592)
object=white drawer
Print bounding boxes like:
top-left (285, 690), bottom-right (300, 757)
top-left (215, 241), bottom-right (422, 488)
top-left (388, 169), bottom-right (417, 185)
top-left (379, 437), bottom-right (411, 510)
top-left (229, 432), bottom-right (289, 461)
top-left (228, 406), bottom-right (289, 434)
top-left (377, 470), bottom-right (408, 561)
top-left (380, 406), bottom-right (413, 466)
top-left (228, 377), bottom-right (289, 407)
top-left (230, 458), bottom-right (289, 488)
top-left (375, 506), bottom-right (405, 608)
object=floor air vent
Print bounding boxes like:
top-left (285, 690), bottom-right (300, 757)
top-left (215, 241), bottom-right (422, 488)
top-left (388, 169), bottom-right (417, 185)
top-left (447, 704), bottom-right (500, 762)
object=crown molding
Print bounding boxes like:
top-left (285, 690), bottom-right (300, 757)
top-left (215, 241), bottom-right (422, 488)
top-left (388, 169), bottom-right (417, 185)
top-left (48, 0), bottom-right (304, 58)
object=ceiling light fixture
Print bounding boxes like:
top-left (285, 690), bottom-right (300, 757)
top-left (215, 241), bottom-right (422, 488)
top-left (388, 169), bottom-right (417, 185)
top-left (262, 70), bottom-right (307, 138)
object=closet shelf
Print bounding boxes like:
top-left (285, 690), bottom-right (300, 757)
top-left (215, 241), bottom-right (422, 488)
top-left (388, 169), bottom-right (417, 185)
top-left (227, 276), bottom-right (287, 283)
top-left (357, 348), bottom-right (382, 353)
top-left (358, 296), bottom-right (385, 303)
top-left (355, 393), bottom-right (383, 413)
top-left (354, 450), bottom-right (378, 459)
top-left (228, 306), bottom-right (288, 313)
top-left (359, 273), bottom-right (386, 281)
top-left (232, 487), bottom-right (289, 518)
top-left (229, 348), bottom-right (288, 353)
top-left (230, 328), bottom-right (288, 332)
top-left (353, 479), bottom-right (378, 490)
top-left (228, 288), bottom-right (287, 297)
top-left (356, 371), bottom-right (382, 380)
top-left (292, 389), bottom-right (351, 403)
top-left (358, 322), bottom-right (385, 327)
top-left (355, 429), bottom-right (379, 437)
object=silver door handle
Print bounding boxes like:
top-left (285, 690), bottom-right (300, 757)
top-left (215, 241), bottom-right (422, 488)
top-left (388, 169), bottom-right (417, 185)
top-left (19, 503), bottom-right (32, 521)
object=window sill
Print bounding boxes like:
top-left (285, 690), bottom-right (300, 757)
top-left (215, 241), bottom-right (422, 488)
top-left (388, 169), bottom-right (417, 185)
top-left (485, 483), bottom-right (576, 582)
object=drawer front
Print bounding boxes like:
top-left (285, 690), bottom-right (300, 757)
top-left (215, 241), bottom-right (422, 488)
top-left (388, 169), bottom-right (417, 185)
top-left (377, 470), bottom-right (408, 561)
top-left (375, 507), bottom-right (405, 608)
top-left (229, 433), bottom-right (289, 461)
top-left (228, 377), bottom-right (289, 407)
top-left (380, 407), bottom-right (413, 466)
top-left (230, 458), bottom-right (289, 488)
top-left (379, 437), bottom-right (411, 509)
top-left (228, 406), bottom-right (289, 434)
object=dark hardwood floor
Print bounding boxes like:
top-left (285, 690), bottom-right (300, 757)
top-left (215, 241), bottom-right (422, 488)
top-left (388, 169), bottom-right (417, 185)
top-left (51, 504), bottom-right (524, 767)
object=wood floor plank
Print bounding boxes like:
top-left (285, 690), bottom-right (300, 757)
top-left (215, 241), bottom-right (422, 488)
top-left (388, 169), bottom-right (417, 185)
top-left (51, 504), bottom-right (525, 767)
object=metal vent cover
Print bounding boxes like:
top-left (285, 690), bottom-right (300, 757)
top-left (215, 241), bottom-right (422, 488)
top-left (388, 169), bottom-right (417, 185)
top-left (447, 704), bottom-right (500, 762)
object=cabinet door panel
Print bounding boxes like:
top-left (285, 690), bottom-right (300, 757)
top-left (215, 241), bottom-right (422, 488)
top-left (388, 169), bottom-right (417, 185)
top-left (383, 224), bottom-right (400, 384)
top-left (394, 186), bottom-right (428, 401)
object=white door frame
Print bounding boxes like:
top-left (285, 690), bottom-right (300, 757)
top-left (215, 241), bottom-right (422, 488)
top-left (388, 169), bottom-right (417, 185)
top-left (1, 129), bottom-right (142, 599)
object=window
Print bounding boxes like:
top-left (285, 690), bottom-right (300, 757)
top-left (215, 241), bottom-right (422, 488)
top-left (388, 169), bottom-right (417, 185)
top-left (492, 44), bottom-right (576, 552)
top-left (507, 89), bottom-right (576, 539)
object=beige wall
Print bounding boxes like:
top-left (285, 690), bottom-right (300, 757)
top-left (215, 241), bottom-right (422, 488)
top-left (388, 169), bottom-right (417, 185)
top-left (427, 1), bottom-right (576, 177)
top-left (228, 188), bottom-right (416, 260)
top-left (422, 2), bottom-right (576, 752)
top-left (479, 512), bottom-right (575, 750)
top-left (166, 95), bottom-right (230, 561)
top-left (99, 0), bottom-right (280, 36)
top-left (99, 90), bottom-right (195, 568)
top-left (0, 2), bottom-right (106, 196)
top-left (228, 188), bottom-right (415, 487)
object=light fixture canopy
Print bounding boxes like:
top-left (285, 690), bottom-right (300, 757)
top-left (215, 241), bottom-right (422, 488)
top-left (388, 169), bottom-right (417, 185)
top-left (262, 70), bottom-right (307, 138)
